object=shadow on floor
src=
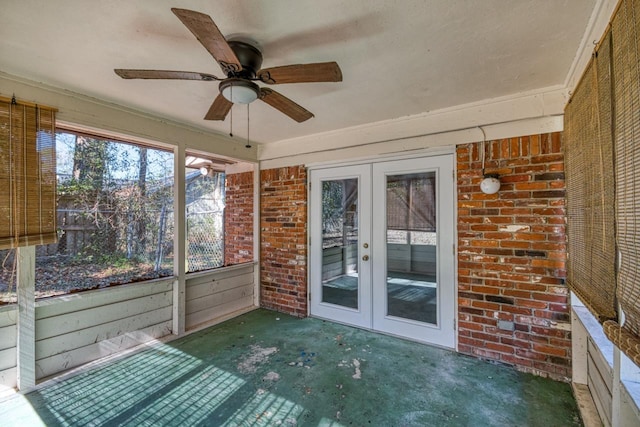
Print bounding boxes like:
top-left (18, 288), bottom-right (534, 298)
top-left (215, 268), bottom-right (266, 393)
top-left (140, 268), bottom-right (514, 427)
top-left (0, 309), bottom-right (582, 426)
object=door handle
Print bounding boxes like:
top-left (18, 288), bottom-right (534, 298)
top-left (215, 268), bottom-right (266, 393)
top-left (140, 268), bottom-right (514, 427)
top-left (362, 255), bottom-right (369, 261)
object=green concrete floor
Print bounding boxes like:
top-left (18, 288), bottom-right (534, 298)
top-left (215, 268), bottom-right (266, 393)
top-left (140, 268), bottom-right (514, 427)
top-left (0, 309), bottom-right (582, 426)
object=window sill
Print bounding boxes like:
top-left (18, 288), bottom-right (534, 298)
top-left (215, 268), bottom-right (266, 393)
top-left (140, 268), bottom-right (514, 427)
top-left (572, 302), bottom-right (640, 422)
top-left (185, 261), bottom-right (257, 280)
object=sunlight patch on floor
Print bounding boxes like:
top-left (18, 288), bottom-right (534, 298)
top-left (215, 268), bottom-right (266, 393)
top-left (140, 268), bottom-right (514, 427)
top-left (116, 366), bottom-right (245, 425)
top-left (0, 394), bottom-right (47, 427)
top-left (222, 389), bottom-right (305, 426)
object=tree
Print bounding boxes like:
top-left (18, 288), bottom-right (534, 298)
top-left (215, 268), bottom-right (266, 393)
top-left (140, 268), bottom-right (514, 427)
top-left (137, 147), bottom-right (147, 256)
top-left (67, 135), bottom-right (119, 255)
top-left (73, 136), bottom-right (106, 189)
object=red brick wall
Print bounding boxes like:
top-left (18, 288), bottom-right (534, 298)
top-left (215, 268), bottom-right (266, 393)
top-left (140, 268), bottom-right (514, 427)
top-left (224, 171), bottom-right (254, 265)
top-left (260, 166), bottom-right (307, 317)
top-left (457, 132), bottom-right (571, 381)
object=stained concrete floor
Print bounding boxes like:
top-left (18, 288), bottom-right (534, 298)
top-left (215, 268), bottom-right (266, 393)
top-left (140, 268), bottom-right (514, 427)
top-left (0, 309), bottom-right (582, 426)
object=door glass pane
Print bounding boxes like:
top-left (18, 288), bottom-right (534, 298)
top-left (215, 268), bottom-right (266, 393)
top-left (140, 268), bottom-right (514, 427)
top-left (321, 178), bottom-right (359, 309)
top-left (386, 172), bottom-right (437, 324)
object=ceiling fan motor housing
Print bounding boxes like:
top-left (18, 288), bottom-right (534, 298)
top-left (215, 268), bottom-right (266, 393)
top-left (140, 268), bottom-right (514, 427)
top-left (227, 41), bottom-right (263, 78)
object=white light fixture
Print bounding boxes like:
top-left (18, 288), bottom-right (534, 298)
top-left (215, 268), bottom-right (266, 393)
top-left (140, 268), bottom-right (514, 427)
top-left (219, 78), bottom-right (260, 104)
top-left (480, 173), bottom-right (501, 194)
top-left (199, 166), bottom-right (209, 176)
top-left (479, 126), bottom-right (501, 194)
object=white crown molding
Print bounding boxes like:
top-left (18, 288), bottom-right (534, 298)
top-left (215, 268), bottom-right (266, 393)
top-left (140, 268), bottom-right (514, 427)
top-left (260, 115), bottom-right (563, 170)
top-left (258, 85), bottom-right (568, 164)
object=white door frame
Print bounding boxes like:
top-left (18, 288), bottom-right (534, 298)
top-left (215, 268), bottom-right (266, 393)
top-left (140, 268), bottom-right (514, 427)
top-left (308, 153), bottom-right (457, 349)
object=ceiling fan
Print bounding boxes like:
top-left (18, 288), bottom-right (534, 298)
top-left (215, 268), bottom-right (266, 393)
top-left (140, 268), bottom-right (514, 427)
top-left (115, 8), bottom-right (342, 123)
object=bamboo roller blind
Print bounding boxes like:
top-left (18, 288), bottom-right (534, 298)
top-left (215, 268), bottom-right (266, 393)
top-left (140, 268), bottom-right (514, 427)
top-left (566, 0), bottom-right (640, 367)
top-left (604, 0), bottom-right (640, 366)
top-left (564, 33), bottom-right (617, 323)
top-left (0, 98), bottom-right (57, 249)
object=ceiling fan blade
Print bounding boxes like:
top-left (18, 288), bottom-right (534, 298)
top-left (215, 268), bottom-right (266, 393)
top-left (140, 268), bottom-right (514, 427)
top-left (171, 8), bottom-right (242, 74)
top-left (259, 88), bottom-right (314, 122)
top-left (204, 94), bottom-right (233, 121)
top-left (114, 69), bottom-right (220, 81)
top-left (258, 62), bottom-right (342, 84)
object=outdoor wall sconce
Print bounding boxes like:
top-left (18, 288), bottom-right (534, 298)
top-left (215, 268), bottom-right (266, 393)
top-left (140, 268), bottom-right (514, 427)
top-left (479, 127), bottom-right (501, 195)
top-left (480, 173), bottom-right (501, 194)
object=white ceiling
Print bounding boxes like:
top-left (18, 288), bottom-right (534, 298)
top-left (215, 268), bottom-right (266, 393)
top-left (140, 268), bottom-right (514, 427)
top-left (0, 0), bottom-right (597, 146)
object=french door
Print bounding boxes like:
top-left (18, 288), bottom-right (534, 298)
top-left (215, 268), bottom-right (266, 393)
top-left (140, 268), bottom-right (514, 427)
top-left (309, 155), bottom-right (455, 348)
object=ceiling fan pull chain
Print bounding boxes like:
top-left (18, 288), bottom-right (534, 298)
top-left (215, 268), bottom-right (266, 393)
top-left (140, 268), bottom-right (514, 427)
top-left (246, 103), bottom-right (251, 148)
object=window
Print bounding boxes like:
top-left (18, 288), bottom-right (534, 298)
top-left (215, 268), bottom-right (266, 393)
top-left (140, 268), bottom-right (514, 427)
top-left (185, 159), bottom-right (225, 273)
top-left (386, 173), bottom-right (436, 246)
top-left (0, 251), bottom-right (16, 304)
top-left (0, 130), bottom-right (175, 302)
top-left (0, 128), bottom-right (254, 304)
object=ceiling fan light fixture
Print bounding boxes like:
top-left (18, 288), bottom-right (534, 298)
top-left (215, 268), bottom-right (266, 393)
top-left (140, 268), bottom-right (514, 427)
top-left (220, 78), bottom-right (260, 104)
